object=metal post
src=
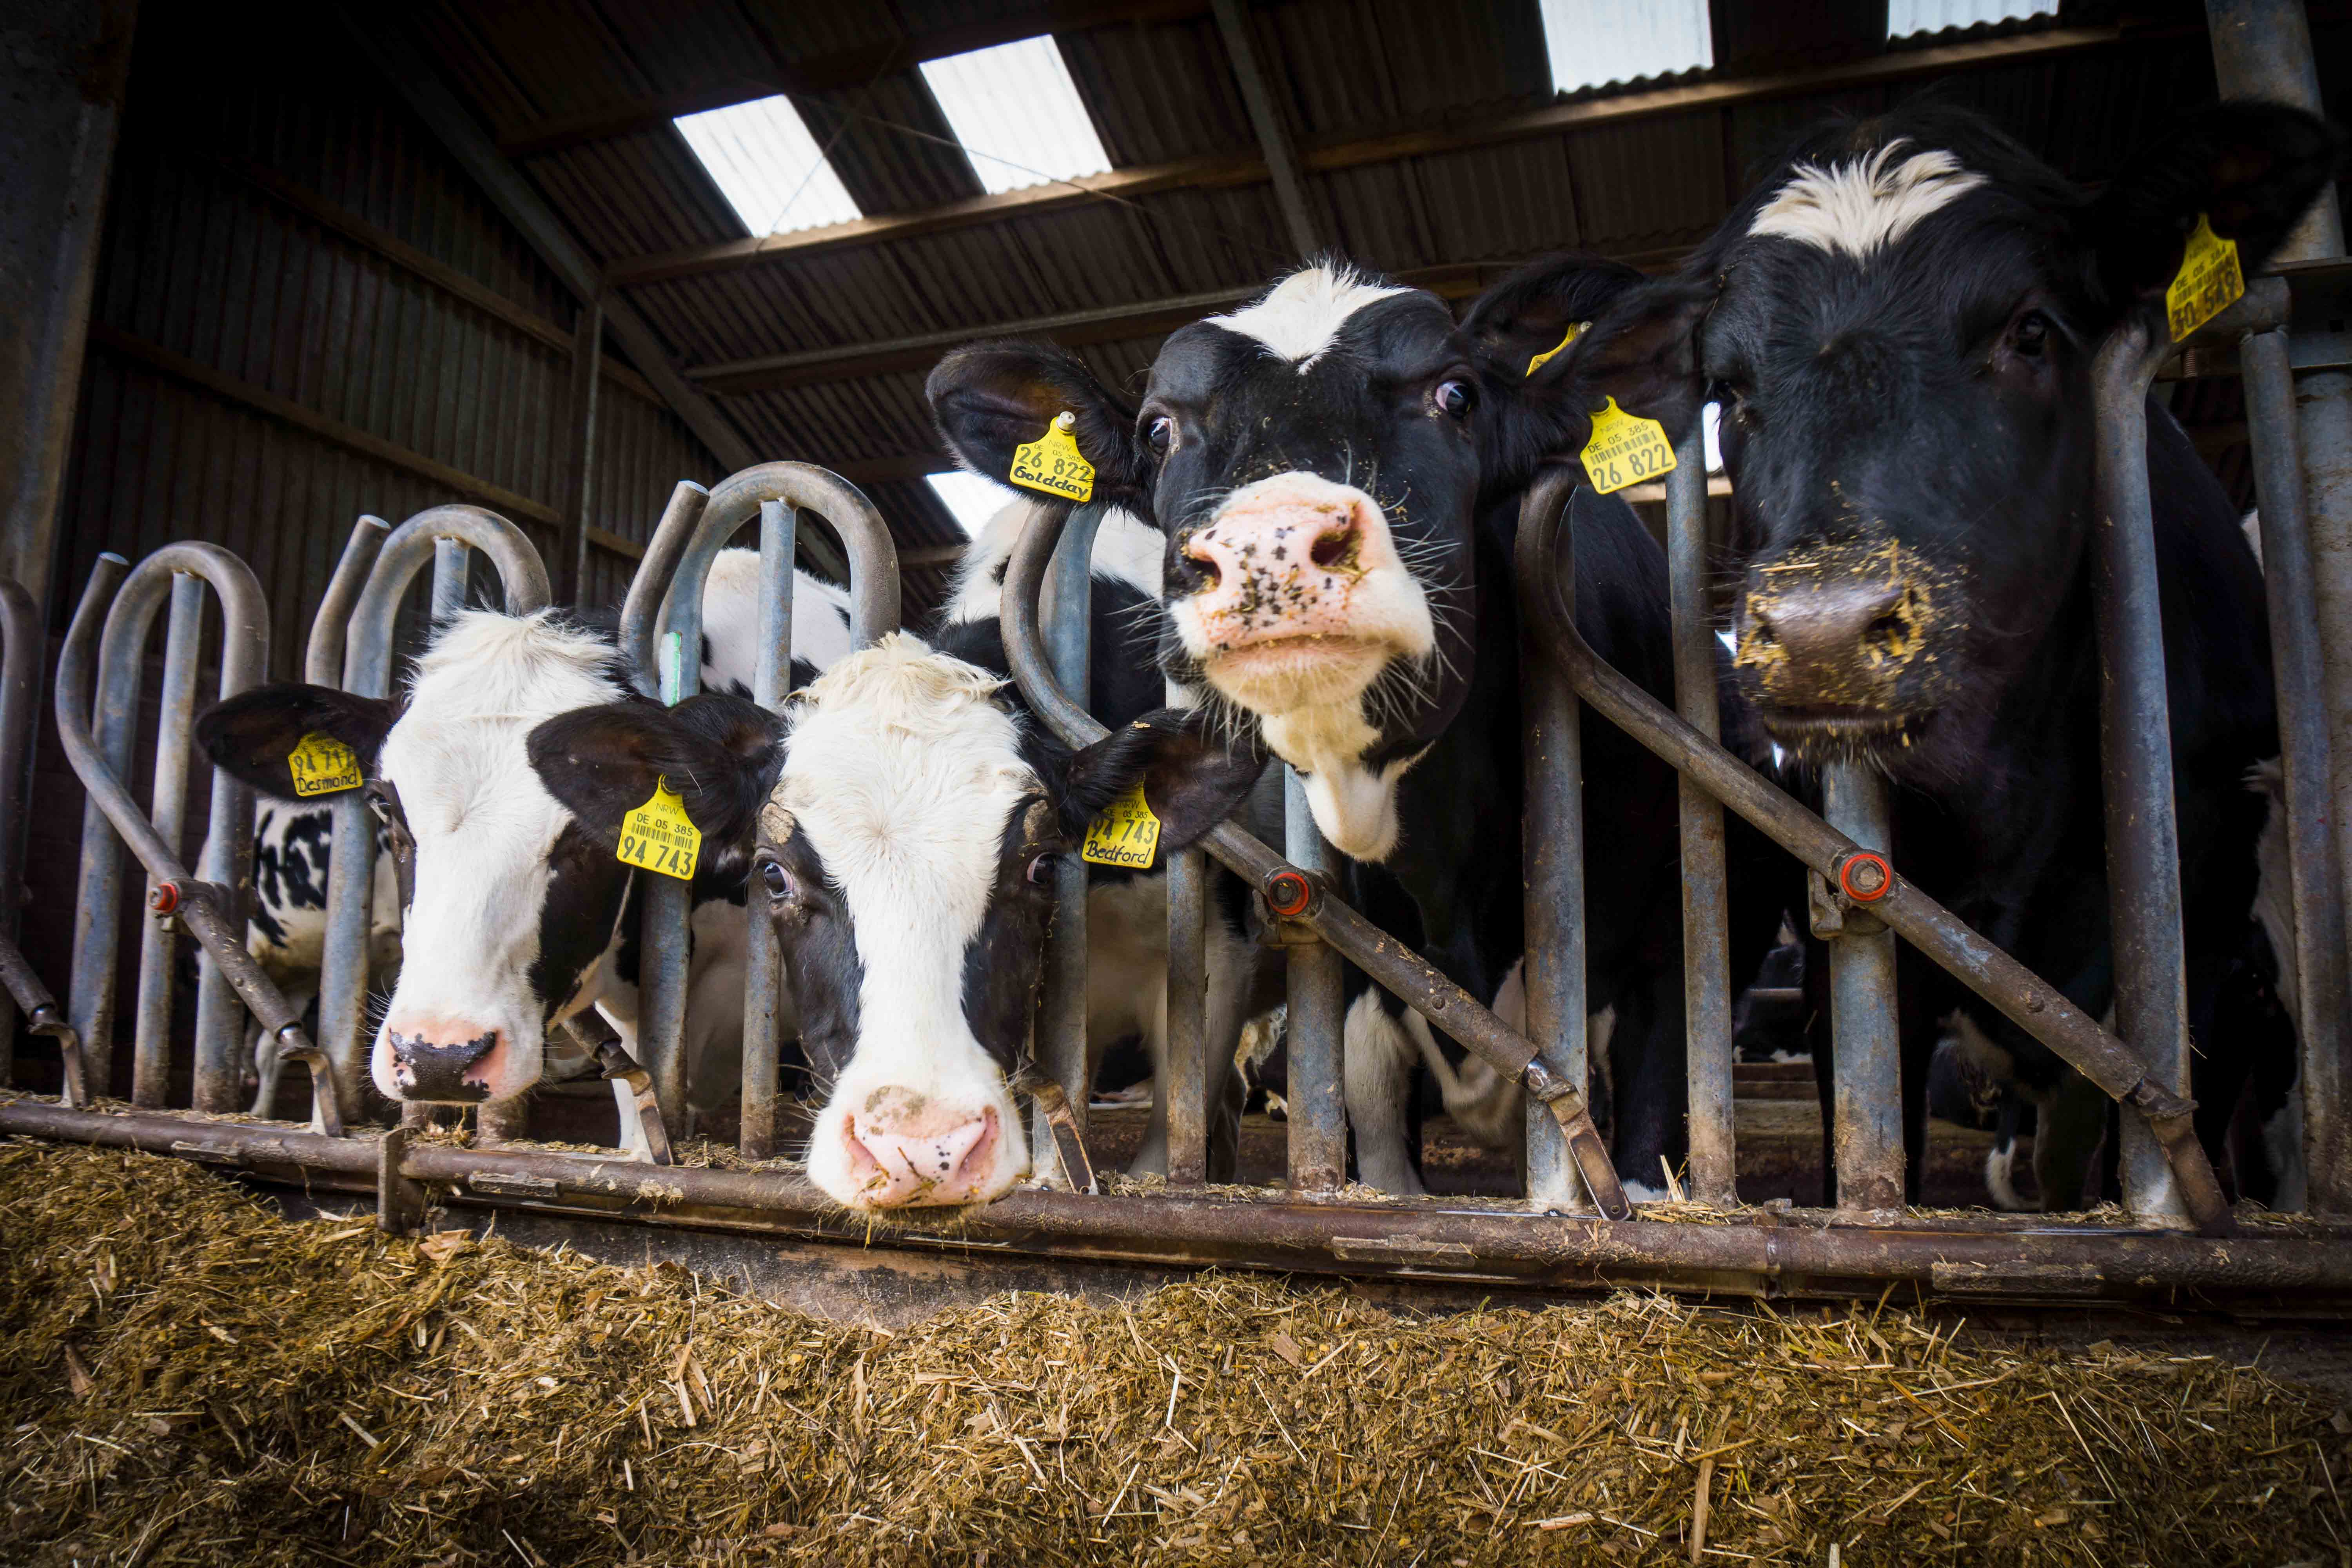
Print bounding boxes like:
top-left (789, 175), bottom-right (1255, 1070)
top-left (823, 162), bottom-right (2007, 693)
top-left (557, 295), bottom-right (604, 605)
top-left (129, 574), bottom-right (205, 1105)
top-left (1823, 766), bottom-right (1903, 1212)
top-left (1521, 486), bottom-right (1590, 1211)
top-left (1666, 427), bottom-right (1737, 1207)
top-left (740, 498), bottom-right (797, 1160)
top-left (66, 555), bottom-right (132, 1096)
top-left (1165, 828), bottom-right (1210, 1187)
top-left (431, 538), bottom-right (472, 624)
top-left (1284, 768), bottom-right (1346, 1192)
top-left (0, 578), bottom-right (44, 1089)
top-left (1037, 505), bottom-right (1103, 1176)
top-left (2092, 319), bottom-right (2193, 1224)
top-left (306, 519), bottom-right (391, 1118)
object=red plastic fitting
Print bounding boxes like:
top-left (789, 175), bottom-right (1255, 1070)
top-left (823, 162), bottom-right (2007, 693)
top-left (148, 882), bottom-right (181, 915)
top-left (1265, 868), bottom-right (1316, 918)
top-left (1837, 850), bottom-right (1893, 904)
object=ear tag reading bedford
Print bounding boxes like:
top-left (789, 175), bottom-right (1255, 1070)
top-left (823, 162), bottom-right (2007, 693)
top-left (1525, 320), bottom-right (1587, 377)
top-left (1009, 410), bottom-right (1096, 503)
top-left (2167, 214), bottom-right (2243, 342)
top-left (1580, 397), bottom-right (1676, 495)
top-left (287, 732), bottom-right (362, 797)
top-left (1081, 782), bottom-right (1160, 869)
top-left (617, 776), bottom-right (701, 880)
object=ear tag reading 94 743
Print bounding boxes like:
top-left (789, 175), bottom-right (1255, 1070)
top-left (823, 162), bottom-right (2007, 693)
top-left (2167, 214), bottom-right (2243, 342)
top-left (287, 733), bottom-right (362, 797)
top-left (1081, 782), bottom-right (1160, 869)
top-left (1009, 410), bottom-right (1096, 503)
top-left (1580, 397), bottom-right (1676, 495)
top-left (1525, 320), bottom-right (1587, 377)
top-left (617, 776), bottom-right (701, 880)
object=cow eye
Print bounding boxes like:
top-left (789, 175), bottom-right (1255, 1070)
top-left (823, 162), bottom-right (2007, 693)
top-left (1434, 379), bottom-right (1475, 419)
top-left (760, 859), bottom-right (796, 903)
top-left (2011, 310), bottom-right (2051, 358)
top-left (1025, 852), bottom-right (1059, 887)
top-left (1144, 415), bottom-right (1174, 456)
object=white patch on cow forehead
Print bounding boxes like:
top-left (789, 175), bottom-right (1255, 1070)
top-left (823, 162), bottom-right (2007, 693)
top-left (388, 610), bottom-right (625, 814)
top-left (1208, 263), bottom-right (1409, 369)
top-left (1748, 140), bottom-right (1986, 259)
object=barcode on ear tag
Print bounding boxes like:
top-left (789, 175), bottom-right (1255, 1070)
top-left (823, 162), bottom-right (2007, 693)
top-left (1525, 321), bottom-right (1587, 377)
top-left (1081, 782), bottom-right (1160, 869)
top-left (617, 776), bottom-right (701, 880)
top-left (287, 733), bottom-right (362, 797)
top-left (2167, 214), bottom-right (2243, 342)
top-left (1009, 411), bottom-right (1096, 503)
top-left (1580, 397), bottom-right (1677, 495)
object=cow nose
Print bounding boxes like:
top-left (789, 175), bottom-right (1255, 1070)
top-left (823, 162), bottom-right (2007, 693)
top-left (385, 1024), bottom-right (501, 1100)
top-left (1181, 474), bottom-right (1383, 651)
top-left (1737, 565), bottom-right (1924, 706)
top-left (842, 1104), bottom-right (1000, 1207)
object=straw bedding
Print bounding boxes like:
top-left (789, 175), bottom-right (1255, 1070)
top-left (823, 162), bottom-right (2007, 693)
top-left (2, 1140), bottom-right (2345, 1566)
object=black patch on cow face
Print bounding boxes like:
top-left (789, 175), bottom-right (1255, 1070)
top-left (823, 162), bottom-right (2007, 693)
top-left (755, 825), bottom-right (862, 1089)
top-left (526, 822), bottom-right (635, 1022)
top-left (958, 798), bottom-right (1063, 1076)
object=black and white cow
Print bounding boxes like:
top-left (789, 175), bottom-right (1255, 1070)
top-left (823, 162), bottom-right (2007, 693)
top-left (1546, 98), bottom-right (2340, 1207)
top-left (197, 552), bottom-right (852, 1135)
top-left (924, 258), bottom-right (1788, 1200)
top-left (526, 500), bottom-right (1265, 1209)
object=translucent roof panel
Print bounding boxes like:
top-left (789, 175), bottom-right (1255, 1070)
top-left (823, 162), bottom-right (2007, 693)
top-left (920, 36), bottom-right (1113, 195)
top-left (674, 95), bottom-right (862, 236)
top-left (1888, 0), bottom-right (2057, 36)
top-left (927, 471), bottom-right (1018, 538)
top-left (1539, 0), bottom-right (1713, 94)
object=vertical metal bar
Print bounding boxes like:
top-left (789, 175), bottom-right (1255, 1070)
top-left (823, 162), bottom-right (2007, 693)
top-left (307, 518), bottom-right (389, 1118)
top-left (1667, 427), bottom-right (1737, 1207)
top-left (640, 632), bottom-right (694, 1126)
top-left (1165, 831), bottom-right (1209, 1187)
top-left (431, 538), bottom-right (472, 624)
top-left (66, 554), bottom-right (134, 1097)
top-left (192, 575), bottom-right (263, 1118)
top-left (2092, 322), bottom-right (2192, 1223)
top-left (1036, 505), bottom-right (1103, 1176)
top-left (1824, 765), bottom-right (1904, 1212)
top-left (740, 499), bottom-right (797, 1160)
top-left (129, 574), bottom-right (205, 1106)
top-left (2244, 325), bottom-right (2352, 1209)
top-left (0, 579), bottom-right (45, 1089)
top-left (1284, 767), bottom-right (1345, 1192)
top-left (556, 295), bottom-right (604, 606)
top-left (1521, 526), bottom-right (1589, 1212)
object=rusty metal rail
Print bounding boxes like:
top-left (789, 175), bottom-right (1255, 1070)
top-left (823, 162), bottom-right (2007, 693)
top-left (0, 577), bottom-right (43, 1094)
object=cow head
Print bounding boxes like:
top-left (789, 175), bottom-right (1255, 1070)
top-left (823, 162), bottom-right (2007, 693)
top-left (925, 260), bottom-right (1643, 862)
top-left (1551, 100), bottom-right (2341, 778)
top-left (528, 634), bottom-right (1259, 1210)
top-left (199, 612), bottom-right (667, 1107)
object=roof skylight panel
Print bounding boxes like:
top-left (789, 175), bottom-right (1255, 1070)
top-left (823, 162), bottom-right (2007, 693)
top-left (920, 35), bottom-right (1112, 195)
top-left (1887, 0), bottom-right (2057, 37)
top-left (927, 471), bottom-right (1017, 538)
top-left (1538, 0), bottom-right (1713, 94)
top-left (674, 94), bottom-right (863, 236)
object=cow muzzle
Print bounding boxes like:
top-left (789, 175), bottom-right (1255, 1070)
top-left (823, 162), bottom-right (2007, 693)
top-left (379, 1024), bottom-right (508, 1102)
top-left (1734, 538), bottom-right (1946, 745)
top-left (835, 1089), bottom-right (1009, 1209)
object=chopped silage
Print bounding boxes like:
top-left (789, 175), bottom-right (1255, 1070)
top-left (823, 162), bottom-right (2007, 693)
top-left (1, 1141), bottom-right (2345, 1566)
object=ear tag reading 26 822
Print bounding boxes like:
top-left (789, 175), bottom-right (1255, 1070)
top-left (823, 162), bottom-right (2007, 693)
top-left (1580, 397), bottom-right (1676, 495)
top-left (2167, 214), bottom-right (2244, 342)
top-left (1009, 410), bottom-right (1096, 503)
top-left (617, 776), bottom-right (701, 880)
top-left (1081, 782), bottom-right (1160, 869)
top-left (1525, 320), bottom-right (1586, 377)
top-left (287, 732), bottom-right (362, 797)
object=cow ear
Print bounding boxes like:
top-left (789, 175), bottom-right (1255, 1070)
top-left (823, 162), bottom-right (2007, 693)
top-left (927, 341), bottom-right (1148, 506)
top-left (1461, 252), bottom-right (1649, 382)
top-left (1059, 708), bottom-right (1266, 863)
top-left (2082, 101), bottom-right (2346, 314)
top-left (526, 693), bottom-right (784, 853)
top-left (196, 685), bottom-right (396, 801)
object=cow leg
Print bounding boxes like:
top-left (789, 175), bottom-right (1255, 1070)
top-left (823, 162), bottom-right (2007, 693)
top-left (1984, 1093), bottom-right (2029, 1210)
top-left (1608, 969), bottom-right (1686, 1203)
top-left (1342, 989), bottom-right (1425, 1195)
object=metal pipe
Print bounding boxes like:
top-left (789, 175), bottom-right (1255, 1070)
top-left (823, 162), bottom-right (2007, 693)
top-left (0, 933), bottom-right (85, 1105)
top-left (0, 577), bottom-right (44, 1090)
top-left (617, 481), bottom-right (710, 698)
top-left (1284, 768), bottom-right (1346, 1192)
top-left (1514, 469), bottom-right (2237, 1236)
top-left (1036, 504), bottom-right (1103, 1180)
top-left (430, 538), bottom-right (472, 623)
top-left (307, 517), bottom-right (391, 1119)
top-left (1165, 730), bottom-right (1209, 1187)
top-left (1666, 422), bottom-right (1736, 1207)
top-left (1209, 0), bottom-right (1321, 260)
top-left (1520, 486), bottom-right (1589, 1211)
top-left (740, 499), bottom-right (797, 1160)
top-left (1824, 765), bottom-right (1903, 1212)
top-left (65, 554), bottom-right (132, 1096)
top-left (130, 574), bottom-right (205, 1106)
top-left (305, 517), bottom-right (390, 686)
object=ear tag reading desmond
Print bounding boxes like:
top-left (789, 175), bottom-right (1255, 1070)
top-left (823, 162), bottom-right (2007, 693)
top-left (2167, 214), bottom-right (2243, 342)
top-left (287, 733), bottom-right (362, 797)
top-left (1525, 320), bottom-right (1587, 377)
top-left (1580, 397), bottom-right (1676, 495)
top-left (1009, 410), bottom-right (1096, 503)
top-left (617, 776), bottom-right (701, 880)
top-left (1081, 781), bottom-right (1160, 869)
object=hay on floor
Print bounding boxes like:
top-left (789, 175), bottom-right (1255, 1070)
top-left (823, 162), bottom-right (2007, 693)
top-left (1, 1139), bottom-right (2345, 1566)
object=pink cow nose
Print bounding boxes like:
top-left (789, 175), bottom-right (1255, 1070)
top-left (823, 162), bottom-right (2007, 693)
top-left (844, 1102), bottom-right (1000, 1207)
top-left (1183, 475), bottom-right (1383, 651)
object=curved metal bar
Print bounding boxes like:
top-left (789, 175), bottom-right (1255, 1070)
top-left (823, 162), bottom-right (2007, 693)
top-left (1000, 499), bottom-right (1633, 1219)
top-left (305, 517), bottom-right (390, 686)
top-left (341, 505), bottom-right (552, 696)
top-left (1514, 466), bottom-right (2236, 1238)
top-left (0, 577), bottom-right (42, 1093)
top-left (618, 481), bottom-right (710, 698)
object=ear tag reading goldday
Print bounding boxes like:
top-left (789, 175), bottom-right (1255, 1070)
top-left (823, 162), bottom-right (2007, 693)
top-left (1081, 782), bottom-right (1161, 869)
top-left (1580, 397), bottom-right (1676, 495)
top-left (617, 776), bottom-right (701, 880)
top-left (2167, 214), bottom-right (2244, 342)
top-left (287, 732), bottom-right (362, 797)
top-left (1009, 410), bottom-right (1096, 503)
top-left (1525, 320), bottom-right (1587, 377)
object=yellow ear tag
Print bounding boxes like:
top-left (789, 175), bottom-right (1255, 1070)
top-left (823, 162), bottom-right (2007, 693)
top-left (1009, 410), bottom-right (1096, 503)
top-left (1081, 781), bottom-right (1161, 869)
top-left (1525, 320), bottom-right (1587, 377)
top-left (1579, 397), bottom-right (1677, 495)
top-left (287, 732), bottom-right (362, 797)
top-left (617, 776), bottom-right (701, 881)
top-left (2167, 214), bottom-right (2244, 342)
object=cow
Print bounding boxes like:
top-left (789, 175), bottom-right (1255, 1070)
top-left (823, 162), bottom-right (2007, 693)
top-left (1543, 97), bottom-right (2340, 1207)
top-left (196, 552), bottom-right (852, 1139)
top-left (526, 498), bottom-right (1266, 1210)
top-left (923, 256), bottom-right (1789, 1201)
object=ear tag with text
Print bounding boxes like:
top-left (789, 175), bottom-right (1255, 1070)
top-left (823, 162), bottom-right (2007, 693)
top-left (1081, 781), bottom-right (1161, 869)
top-left (2167, 214), bottom-right (2243, 342)
top-left (287, 733), bottom-right (362, 797)
top-left (1525, 320), bottom-right (1588, 377)
top-left (1009, 410), bottom-right (1096, 503)
top-left (1580, 397), bottom-right (1677, 495)
top-left (617, 776), bottom-right (701, 880)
